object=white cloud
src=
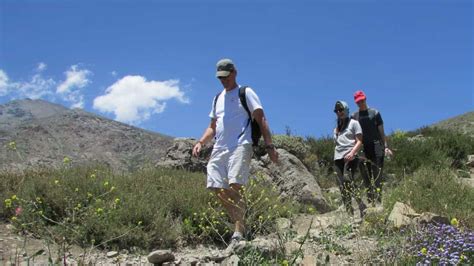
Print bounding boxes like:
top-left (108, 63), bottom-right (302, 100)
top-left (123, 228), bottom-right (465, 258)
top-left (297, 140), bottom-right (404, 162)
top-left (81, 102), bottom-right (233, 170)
top-left (0, 68), bottom-right (55, 99)
top-left (56, 65), bottom-right (91, 108)
top-left (36, 62), bottom-right (47, 72)
top-left (14, 73), bottom-right (55, 99)
top-left (57, 65), bottom-right (91, 93)
top-left (111, 71), bottom-right (117, 77)
top-left (93, 75), bottom-right (189, 124)
top-left (0, 69), bottom-right (9, 96)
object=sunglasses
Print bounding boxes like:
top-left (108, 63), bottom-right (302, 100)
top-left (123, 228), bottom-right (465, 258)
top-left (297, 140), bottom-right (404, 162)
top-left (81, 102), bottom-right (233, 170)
top-left (217, 76), bottom-right (229, 80)
top-left (334, 109), bottom-right (344, 113)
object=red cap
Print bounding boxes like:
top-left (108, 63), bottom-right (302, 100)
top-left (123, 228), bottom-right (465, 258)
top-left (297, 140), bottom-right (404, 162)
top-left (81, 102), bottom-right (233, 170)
top-left (354, 90), bottom-right (366, 103)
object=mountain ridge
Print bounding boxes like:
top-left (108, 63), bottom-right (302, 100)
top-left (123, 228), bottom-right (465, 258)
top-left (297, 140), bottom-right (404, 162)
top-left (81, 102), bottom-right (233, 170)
top-left (1, 99), bottom-right (472, 172)
top-left (0, 99), bottom-right (173, 172)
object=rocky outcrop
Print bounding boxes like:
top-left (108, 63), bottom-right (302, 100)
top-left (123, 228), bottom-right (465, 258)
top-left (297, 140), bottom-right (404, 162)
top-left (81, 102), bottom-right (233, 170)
top-left (157, 138), bottom-right (330, 213)
top-left (156, 138), bottom-right (212, 172)
top-left (250, 149), bottom-right (331, 213)
top-left (387, 202), bottom-right (450, 228)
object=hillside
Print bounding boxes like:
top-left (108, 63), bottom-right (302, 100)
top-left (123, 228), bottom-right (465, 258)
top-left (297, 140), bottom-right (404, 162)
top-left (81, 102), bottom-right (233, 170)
top-left (0, 99), bottom-right (173, 172)
top-left (430, 111), bottom-right (474, 137)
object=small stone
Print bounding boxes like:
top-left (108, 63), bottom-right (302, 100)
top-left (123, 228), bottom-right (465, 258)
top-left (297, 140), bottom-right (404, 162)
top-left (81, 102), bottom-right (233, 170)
top-left (107, 251), bottom-right (119, 258)
top-left (147, 250), bottom-right (175, 264)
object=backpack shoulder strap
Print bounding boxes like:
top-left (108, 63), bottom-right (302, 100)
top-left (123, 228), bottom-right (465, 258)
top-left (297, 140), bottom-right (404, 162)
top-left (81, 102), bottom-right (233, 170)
top-left (238, 86), bottom-right (251, 119)
top-left (368, 108), bottom-right (378, 120)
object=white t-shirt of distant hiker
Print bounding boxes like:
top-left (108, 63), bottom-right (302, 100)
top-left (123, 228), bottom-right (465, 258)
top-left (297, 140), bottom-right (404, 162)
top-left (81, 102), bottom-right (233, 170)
top-left (333, 119), bottom-right (362, 160)
top-left (209, 86), bottom-right (263, 150)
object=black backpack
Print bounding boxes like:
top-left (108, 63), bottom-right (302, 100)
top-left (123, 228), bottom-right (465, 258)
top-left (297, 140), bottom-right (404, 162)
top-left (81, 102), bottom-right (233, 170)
top-left (213, 86), bottom-right (262, 146)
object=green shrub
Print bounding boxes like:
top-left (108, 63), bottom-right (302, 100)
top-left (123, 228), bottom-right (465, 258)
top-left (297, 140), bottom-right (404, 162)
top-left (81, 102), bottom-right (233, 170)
top-left (305, 135), bottom-right (334, 168)
top-left (384, 165), bottom-right (474, 228)
top-left (182, 172), bottom-right (297, 245)
top-left (1, 165), bottom-right (300, 251)
top-left (262, 135), bottom-right (309, 161)
top-left (386, 127), bottom-right (474, 177)
top-left (305, 136), bottom-right (337, 189)
top-left (1, 165), bottom-right (211, 250)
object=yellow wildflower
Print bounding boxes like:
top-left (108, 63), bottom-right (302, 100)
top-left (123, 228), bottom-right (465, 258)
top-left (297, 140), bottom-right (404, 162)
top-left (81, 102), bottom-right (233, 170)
top-left (421, 247), bottom-right (427, 255)
top-left (63, 157), bottom-right (71, 164)
top-left (4, 199), bottom-right (12, 208)
top-left (8, 141), bottom-right (17, 150)
top-left (450, 217), bottom-right (459, 227)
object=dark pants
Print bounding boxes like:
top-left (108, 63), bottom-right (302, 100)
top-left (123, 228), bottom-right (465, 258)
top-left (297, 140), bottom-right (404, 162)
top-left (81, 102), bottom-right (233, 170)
top-left (360, 141), bottom-right (385, 204)
top-left (334, 158), bottom-right (364, 215)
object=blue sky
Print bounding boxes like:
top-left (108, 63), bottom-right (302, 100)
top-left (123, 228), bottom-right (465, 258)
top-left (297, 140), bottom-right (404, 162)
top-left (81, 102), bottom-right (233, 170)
top-left (0, 0), bottom-right (472, 139)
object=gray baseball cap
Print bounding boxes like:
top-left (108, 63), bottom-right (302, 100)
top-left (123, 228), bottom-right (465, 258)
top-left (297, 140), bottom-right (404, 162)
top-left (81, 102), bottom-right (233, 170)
top-left (216, 58), bottom-right (235, 78)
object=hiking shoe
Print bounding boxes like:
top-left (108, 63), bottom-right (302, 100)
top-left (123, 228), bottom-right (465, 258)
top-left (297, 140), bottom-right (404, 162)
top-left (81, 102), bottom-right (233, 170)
top-left (224, 235), bottom-right (244, 255)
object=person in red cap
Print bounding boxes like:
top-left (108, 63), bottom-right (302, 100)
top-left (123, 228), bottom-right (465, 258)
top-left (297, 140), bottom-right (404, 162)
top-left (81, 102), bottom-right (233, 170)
top-left (351, 90), bottom-right (393, 205)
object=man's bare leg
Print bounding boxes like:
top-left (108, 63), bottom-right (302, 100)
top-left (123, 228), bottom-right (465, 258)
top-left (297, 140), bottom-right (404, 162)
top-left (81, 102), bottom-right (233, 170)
top-left (214, 183), bottom-right (245, 235)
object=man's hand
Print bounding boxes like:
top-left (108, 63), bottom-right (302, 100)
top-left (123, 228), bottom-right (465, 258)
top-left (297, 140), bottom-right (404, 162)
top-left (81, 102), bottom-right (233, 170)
top-left (266, 145), bottom-right (279, 163)
top-left (192, 142), bottom-right (202, 157)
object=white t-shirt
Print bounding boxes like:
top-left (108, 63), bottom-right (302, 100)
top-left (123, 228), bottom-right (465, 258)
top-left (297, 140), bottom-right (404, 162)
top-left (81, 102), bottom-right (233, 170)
top-left (209, 85), bottom-right (263, 150)
top-left (333, 119), bottom-right (362, 160)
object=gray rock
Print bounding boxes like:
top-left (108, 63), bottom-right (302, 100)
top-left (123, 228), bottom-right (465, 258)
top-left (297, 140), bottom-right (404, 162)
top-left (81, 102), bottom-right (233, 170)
top-left (467, 155), bottom-right (474, 167)
top-left (106, 251), bottom-right (119, 258)
top-left (249, 237), bottom-right (279, 257)
top-left (220, 254), bottom-right (240, 266)
top-left (413, 212), bottom-right (450, 225)
top-left (147, 250), bottom-right (175, 264)
top-left (156, 138), bottom-right (212, 172)
top-left (250, 149), bottom-right (331, 213)
top-left (157, 141), bottom-right (331, 213)
top-left (388, 202), bottom-right (419, 228)
top-left (459, 177), bottom-right (474, 188)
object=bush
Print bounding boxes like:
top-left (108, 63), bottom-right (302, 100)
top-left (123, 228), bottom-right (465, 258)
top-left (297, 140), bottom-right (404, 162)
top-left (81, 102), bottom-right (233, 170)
top-left (386, 127), bottom-right (474, 178)
top-left (1, 165), bottom-right (300, 252)
top-left (1, 165), bottom-right (211, 250)
top-left (257, 135), bottom-right (309, 161)
top-left (182, 172), bottom-right (297, 245)
top-left (384, 165), bottom-right (474, 228)
top-left (305, 136), bottom-right (337, 189)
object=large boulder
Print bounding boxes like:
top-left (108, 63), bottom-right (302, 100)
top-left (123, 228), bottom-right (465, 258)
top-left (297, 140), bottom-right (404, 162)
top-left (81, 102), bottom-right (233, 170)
top-left (156, 138), bottom-right (212, 172)
top-left (156, 139), bottom-right (330, 213)
top-left (250, 149), bottom-right (331, 213)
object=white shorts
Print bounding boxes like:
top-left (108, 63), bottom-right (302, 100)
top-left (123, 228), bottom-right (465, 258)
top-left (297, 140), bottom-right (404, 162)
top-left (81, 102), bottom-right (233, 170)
top-left (206, 144), bottom-right (253, 189)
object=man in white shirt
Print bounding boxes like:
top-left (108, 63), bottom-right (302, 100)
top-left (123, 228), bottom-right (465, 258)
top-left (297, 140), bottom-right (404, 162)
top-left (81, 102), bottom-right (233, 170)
top-left (192, 58), bottom-right (278, 249)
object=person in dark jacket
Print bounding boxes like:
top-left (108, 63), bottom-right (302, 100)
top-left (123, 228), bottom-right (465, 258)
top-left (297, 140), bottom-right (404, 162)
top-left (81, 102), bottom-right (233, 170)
top-left (351, 90), bottom-right (393, 205)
